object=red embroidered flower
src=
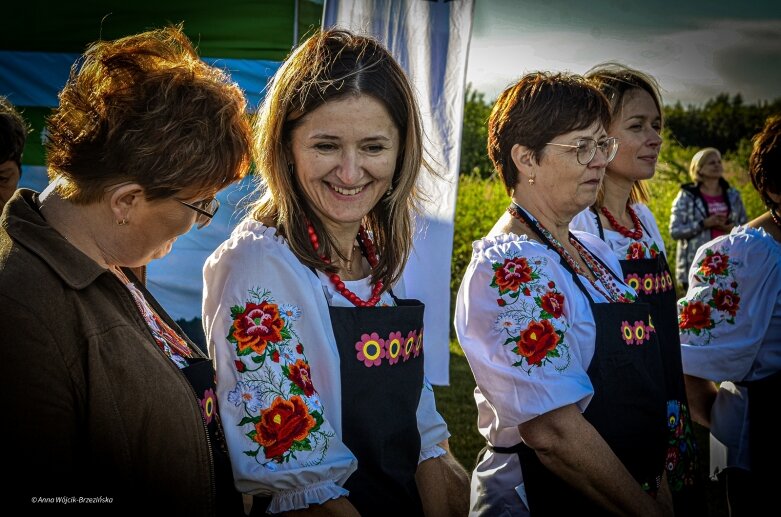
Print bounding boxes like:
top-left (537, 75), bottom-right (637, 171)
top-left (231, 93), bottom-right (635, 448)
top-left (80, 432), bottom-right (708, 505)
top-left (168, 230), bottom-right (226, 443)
top-left (255, 395), bottom-right (315, 459)
top-left (626, 242), bottom-right (645, 260)
top-left (679, 301), bottom-right (712, 330)
top-left (540, 291), bottom-right (564, 318)
top-left (494, 257), bottom-right (533, 292)
top-left (515, 320), bottom-right (559, 366)
top-left (235, 360), bottom-right (246, 372)
top-left (271, 350), bottom-right (280, 362)
top-left (497, 298), bottom-right (506, 307)
top-left (287, 359), bottom-right (315, 396)
top-left (232, 302), bottom-right (284, 355)
top-left (296, 343), bottom-right (304, 354)
top-left (713, 289), bottom-right (740, 317)
top-left (699, 252), bottom-right (729, 276)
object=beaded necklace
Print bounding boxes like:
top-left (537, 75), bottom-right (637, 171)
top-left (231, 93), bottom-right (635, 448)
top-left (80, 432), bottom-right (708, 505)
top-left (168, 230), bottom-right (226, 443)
top-left (771, 208), bottom-right (781, 230)
top-left (307, 222), bottom-right (384, 307)
top-left (600, 204), bottom-right (643, 240)
top-left (507, 204), bottom-right (631, 303)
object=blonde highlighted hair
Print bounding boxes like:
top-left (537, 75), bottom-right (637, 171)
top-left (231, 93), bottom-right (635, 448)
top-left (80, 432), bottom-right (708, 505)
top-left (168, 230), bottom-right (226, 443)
top-left (586, 62), bottom-right (664, 207)
top-left (689, 147), bottom-right (721, 183)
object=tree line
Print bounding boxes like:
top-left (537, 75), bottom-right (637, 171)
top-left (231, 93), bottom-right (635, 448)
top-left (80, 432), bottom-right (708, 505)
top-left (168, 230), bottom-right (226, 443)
top-left (460, 85), bottom-right (781, 180)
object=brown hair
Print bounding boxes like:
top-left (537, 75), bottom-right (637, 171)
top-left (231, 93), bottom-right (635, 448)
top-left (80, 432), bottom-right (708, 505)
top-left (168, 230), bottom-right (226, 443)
top-left (250, 28), bottom-right (430, 291)
top-left (487, 72), bottom-right (611, 195)
top-left (586, 63), bottom-right (664, 207)
top-left (749, 115), bottom-right (781, 210)
top-left (46, 25), bottom-right (252, 203)
top-left (0, 96), bottom-right (28, 171)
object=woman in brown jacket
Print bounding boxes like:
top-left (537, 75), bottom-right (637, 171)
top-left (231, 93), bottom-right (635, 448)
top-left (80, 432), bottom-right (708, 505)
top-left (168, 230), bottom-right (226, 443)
top-left (0, 26), bottom-right (251, 515)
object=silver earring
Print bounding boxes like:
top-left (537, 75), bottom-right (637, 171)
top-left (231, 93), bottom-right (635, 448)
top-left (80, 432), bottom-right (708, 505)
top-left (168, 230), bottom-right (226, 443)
top-left (117, 218), bottom-right (128, 226)
top-left (528, 177), bottom-right (535, 186)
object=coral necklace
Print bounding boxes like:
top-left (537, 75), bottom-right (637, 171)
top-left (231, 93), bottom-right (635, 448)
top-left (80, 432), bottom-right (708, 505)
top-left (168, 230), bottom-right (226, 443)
top-left (600, 204), bottom-right (643, 240)
top-left (307, 222), bottom-right (384, 307)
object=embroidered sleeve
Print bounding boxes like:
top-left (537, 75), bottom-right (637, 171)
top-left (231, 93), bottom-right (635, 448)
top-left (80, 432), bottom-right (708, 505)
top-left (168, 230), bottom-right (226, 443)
top-left (455, 237), bottom-right (594, 427)
top-left (679, 234), bottom-right (780, 381)
top-left (203, 228), bottom-right (357, 513)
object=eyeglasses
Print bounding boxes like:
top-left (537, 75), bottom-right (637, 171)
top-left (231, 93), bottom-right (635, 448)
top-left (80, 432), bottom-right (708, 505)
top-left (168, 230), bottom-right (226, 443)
top-left (545, 137), bottom-right (619, 165)
top-left (178, 197), bottom-right (220, 229)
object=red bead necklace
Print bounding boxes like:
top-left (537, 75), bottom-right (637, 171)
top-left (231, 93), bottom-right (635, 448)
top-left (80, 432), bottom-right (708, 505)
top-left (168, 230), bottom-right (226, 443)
top-left (600, 204), bottom-right (643, 240)
top-left (307, 222), bottom-right (384, 307)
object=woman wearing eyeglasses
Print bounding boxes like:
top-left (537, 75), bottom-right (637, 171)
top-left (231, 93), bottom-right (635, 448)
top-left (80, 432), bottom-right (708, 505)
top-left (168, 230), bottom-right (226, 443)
top-left (570, 63), bottom-right (703, 514)
top-left (0, 27), bottom-right (251, 514)
top-left (454, 72), bottom-right (671, 516)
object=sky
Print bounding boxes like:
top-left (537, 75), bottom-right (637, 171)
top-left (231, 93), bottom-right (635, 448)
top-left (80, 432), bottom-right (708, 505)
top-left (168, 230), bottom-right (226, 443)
top-left (465, 0), bottom-right (781, 106)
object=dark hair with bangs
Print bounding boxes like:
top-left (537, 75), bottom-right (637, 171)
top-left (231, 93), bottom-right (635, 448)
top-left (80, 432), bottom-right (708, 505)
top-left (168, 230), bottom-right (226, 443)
top-left (45, 25), bottom-right (252, 204)
top-left (251, 28), bottom-right (430, 293)
top-left (749, 115), bottom-right (781, 210)
top-left (0, 96), bottom-right (28, 171)
top-left (487, 72), bottom-right (611, 195)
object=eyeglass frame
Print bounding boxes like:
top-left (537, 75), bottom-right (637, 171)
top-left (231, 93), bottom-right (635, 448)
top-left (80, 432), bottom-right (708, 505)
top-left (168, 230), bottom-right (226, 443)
top-left (545, 137), bottom-right (619, 165)
top-left (178, 197), bottom-right (220, 229)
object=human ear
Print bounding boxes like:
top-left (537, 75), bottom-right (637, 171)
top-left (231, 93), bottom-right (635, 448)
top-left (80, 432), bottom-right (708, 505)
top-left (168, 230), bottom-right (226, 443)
top-left (109, 183), bottom-right (146, 225)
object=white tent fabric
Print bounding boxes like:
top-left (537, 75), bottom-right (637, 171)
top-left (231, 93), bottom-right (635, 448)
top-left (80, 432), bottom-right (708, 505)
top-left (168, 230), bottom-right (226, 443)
top-left (323, 0), bottom-right (475, 385)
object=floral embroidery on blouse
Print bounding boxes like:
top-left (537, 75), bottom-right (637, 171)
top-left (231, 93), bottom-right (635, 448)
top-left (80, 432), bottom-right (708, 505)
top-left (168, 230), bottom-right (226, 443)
top-left (625, 241), bottom-right (660, 260)
top-left (201, 388), bottom-right (216, 425)
top-left (491, 255), bottom-right (571, 373)
top-left (225, 287), bottom-right (333, 466)
top-left (679, 250), bottom-right (741, 344)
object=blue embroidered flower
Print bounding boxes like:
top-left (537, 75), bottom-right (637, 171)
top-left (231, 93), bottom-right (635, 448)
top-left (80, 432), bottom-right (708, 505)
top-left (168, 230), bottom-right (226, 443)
top-left (228, 381), bottom-right (264, 413)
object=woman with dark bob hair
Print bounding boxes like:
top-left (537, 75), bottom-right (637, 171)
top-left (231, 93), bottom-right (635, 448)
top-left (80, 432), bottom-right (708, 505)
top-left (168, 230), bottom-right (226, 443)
top-left (0, 26), bottom-right (252, 515)
top-left (679, 115), bottom-right (781, 516)
top-left (455, 72), bottom-right (671, 516)
top-left (203, 29), bottom-right (468, 516)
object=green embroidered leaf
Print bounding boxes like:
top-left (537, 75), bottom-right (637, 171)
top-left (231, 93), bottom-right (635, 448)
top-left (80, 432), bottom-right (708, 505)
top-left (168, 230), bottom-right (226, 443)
top-left (280, 327), bottom-right (292, 340)
top-left (548, 348), bottom-right (560, 358)
top-left (252, 354), bottom-right (264, 363)
top-left (231, 305), bottom-right (245, 318)
top-left (490, 278), bottom-right (498, 289)
top-left (512, 360), bottom-right (524, 367)
top-left (289, 384), bottom-right (304, 396)
top-left (290, 439), bottom-right (312, 452)
top-left (311, 411), bottom-right (324, 433)
top-left (509, 290), bottom-right (519, 298)
top-left (492, 263), bottom-right (502, 271)
top-left (246, 430), bottom-right (257, 441)
top-left (503, 336), bottom-right (516, 345)
top-left (727, 318), bottom-right (735, 325)
top-left (540, 310), bottom-right (552, 320)
top-left (238, 416), bottom-right (260, 426)
top-left (243, 450), bottom-right (259, 457)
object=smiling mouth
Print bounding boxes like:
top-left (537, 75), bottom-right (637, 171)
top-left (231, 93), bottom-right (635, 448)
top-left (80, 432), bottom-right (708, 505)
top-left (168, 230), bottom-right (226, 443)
top-left (328, 183), bottom-right (366, 196)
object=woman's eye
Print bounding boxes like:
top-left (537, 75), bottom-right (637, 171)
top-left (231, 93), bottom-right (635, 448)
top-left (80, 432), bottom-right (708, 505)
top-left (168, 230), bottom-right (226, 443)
top-left (629, 124), bottom-right (642, 131)
top-left (314, 143), bottom-right (337, 151)
top-left (364, 144), bottom-right (386, 153)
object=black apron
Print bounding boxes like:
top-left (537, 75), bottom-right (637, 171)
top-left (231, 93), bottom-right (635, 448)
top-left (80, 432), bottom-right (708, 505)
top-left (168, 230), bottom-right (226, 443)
top-left (329, 293), bottom-right (426, 515)
top-left (249, 287), bottom-right (427, 516)
top-left (594, 211), bottom-right (700, 498)
top-left (492, 209), bottom-right (667, 515)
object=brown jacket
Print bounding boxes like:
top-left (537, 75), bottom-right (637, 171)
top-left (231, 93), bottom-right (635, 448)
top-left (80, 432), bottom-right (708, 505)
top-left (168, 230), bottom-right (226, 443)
top-left (0, 190), bottom-right (216, 514)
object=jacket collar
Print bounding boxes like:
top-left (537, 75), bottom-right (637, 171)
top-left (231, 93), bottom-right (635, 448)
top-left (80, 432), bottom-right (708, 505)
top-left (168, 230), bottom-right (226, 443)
top-left (3, 189), bottom-right (108, 290)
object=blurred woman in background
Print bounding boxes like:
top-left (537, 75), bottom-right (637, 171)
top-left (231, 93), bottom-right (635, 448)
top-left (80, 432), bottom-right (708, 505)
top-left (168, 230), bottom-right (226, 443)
top-left (670, 147), bottom-right (747, 289)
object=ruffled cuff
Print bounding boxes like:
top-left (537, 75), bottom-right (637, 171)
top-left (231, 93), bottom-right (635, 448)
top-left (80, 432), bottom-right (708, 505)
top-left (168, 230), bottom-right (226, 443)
top-left (418, 444), bottom-right (447, 464)
top-left (267, 480), bottom-right (349, 514)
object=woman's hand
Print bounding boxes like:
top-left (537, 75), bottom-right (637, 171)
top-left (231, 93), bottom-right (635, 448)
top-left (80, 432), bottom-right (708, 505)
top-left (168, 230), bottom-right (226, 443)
top-left (703, 214), bottom-right (727, 229)
top-left (415, 440), bottom-right (470, 517)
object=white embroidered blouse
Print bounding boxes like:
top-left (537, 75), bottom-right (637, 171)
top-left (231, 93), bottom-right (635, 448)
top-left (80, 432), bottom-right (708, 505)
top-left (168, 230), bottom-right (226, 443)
top-left (202, 220), bottom-right (448, 513)
top-left (454, 230), bottom-right (636, 516)
top-left (678, 225), bottom-right (781, 473)
top-left (570, 203), bottom-right (666, 261)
